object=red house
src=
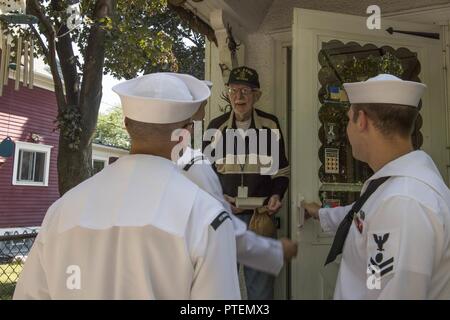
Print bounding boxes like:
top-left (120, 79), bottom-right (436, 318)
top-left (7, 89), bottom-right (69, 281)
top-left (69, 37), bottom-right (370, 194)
top-left (0, 70), bottom-right (128, 231)
top-left (0, 76), bottom-right (60, 229)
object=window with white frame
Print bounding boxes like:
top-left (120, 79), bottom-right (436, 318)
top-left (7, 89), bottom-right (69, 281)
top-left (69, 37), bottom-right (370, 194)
top-left (12, 141), bottom-right (53, 186)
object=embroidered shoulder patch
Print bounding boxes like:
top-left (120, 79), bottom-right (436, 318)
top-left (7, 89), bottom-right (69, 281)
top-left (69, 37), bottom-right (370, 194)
top-left (367, 230), bottom-right (399, 280)
top-left (210, 211), bottom-right (231, 230)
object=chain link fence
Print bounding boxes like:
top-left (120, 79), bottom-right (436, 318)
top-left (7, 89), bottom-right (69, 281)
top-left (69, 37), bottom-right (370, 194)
top-left (0, 230), bottom-right (37, 300)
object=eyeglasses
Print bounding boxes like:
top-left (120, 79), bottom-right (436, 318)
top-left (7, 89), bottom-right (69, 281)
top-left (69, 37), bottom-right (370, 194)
top-left (227, 87), bottom-right (255, 96)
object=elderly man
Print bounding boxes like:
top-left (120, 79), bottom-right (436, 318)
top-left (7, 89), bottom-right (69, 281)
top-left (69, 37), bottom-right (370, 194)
top-left (178, 82), bottom-right (297, 277)
top-left (204, 66), bottom-right (290, 300)
top-left (304, 74), bottom-right (450, 299)
top-left (14, 73), bottom-right (240, 299)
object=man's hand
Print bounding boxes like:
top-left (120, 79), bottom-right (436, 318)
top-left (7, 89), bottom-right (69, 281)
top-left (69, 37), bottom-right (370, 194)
top-left (302, 201), bottom-right (321, 220)
top-left (224, 194), bottom-right (244, 214)
top-left (266, 194), bottom-right (282, 216)
top-left (280, 238), bottom-right (298, 262)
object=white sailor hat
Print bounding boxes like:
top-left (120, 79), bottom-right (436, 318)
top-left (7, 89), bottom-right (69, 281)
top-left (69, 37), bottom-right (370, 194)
top-left (203, 80), bottom-right (213, 89)
top-left (112, 73), bottom-right (210, 124)
top-left (343, 74), bottom-right (427, 108)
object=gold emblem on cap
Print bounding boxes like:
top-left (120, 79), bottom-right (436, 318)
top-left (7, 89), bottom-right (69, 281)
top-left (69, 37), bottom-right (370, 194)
top-left (235, 67), bottom-right (253, 81)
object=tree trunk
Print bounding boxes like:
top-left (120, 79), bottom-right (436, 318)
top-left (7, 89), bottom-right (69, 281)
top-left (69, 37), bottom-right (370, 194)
top-left (57, 135), bottom-right (93, 195)
top-left (57, 0), bottom-right (117, 195)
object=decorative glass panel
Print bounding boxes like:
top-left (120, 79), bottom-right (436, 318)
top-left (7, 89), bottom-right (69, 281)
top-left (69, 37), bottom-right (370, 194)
top-left (317, 40), bottom-right (423, 206)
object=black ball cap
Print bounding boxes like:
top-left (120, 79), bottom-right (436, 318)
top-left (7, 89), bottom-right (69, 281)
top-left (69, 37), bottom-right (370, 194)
top-left (227, 66), bottom-right (260, 89)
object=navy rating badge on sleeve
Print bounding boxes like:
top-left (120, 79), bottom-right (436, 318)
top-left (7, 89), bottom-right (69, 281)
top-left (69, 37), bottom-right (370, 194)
top-left (368, 233), bottom-right (395, 279)
top-left (211, 211), bottom-right (231, 230)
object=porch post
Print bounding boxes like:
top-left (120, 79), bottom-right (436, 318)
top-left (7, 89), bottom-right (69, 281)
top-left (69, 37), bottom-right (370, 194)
top-left (203, 9), bottom-right (246, 123)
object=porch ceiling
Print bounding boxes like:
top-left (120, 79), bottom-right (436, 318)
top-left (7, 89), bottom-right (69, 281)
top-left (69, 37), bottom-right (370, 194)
top-left (269, 0), bottom-right (450, 16)
top-left (262, 0), bottom-right (450, 31)
top-left (187, 0), bottom-right (450, 35)
top-left (186, 0), bottom-right (274, 32)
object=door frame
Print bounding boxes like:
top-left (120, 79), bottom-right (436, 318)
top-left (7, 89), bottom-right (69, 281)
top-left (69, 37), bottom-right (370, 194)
top-left (271, 29), bottom-right (292, 299)
top-left (290, 8), bottom-right (446, 299)
top-left (385, 3), bottom-right (450, 185)
top-left (444, 25), bottom-right (450, 186)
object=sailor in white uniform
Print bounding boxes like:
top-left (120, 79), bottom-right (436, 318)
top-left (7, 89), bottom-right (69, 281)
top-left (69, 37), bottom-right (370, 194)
top-left (303, 74), bottom-right (450, 299)
top-left (14, 73), bottom-right (241, 300)
top-left (177, 82), bottom-right (298, 276)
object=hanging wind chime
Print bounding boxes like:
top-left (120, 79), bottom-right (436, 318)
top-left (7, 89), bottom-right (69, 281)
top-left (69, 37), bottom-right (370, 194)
top-left (0, 0), bottom-right (37, 158)
top-left (0, 0), bottom-right (38, 97)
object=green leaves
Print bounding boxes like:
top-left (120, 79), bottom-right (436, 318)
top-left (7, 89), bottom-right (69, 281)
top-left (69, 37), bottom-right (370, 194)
top-left (4, 0), bottom-right (205, 148)
top-left (139, 6), bottom-right (205, 78)
top-left (98, 16), bottom-right (113, 30)
top-left (94, 106), bottom-right (130, 149)
top-left (100, 0), bottom-right (176, 79)
top-left (5, 1), bottom-right (204, 81)
top-left (335, 52), bottom-right (404, 83)
top-left (55, 105), bottom-right (83, 150)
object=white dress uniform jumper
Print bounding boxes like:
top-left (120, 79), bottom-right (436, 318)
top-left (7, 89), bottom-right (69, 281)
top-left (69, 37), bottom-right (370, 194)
top-left (14, 73), bottom-right (241, 299)
top-left (178, 146), bottom-right (284, 275)
top-left (319, 74), bottom-right (450, 299)
top-left (320, 151), bottom-right (450, 299)
top-left (14, 155), bottom-right (240, 299)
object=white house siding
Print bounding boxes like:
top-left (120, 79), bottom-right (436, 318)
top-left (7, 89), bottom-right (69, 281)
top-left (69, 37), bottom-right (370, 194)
top-left (92, 144), bottom-right (129, 165)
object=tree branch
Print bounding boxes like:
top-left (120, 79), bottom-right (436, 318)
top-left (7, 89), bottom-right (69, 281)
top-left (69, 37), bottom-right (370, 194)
top-left (55, 26), bottom-right (80, 106)
top-left (79, 0), bottom-right (117, 132)
top-left (29, 24), bottom-right (49, 56)
top-left (48, 1), bottom-right (80, 106)
top-left (168, 3), bottom-right (217, 46)
top-left (27, 0), bottom-right (66, 109)
top-left (178, 29), bottom-right (199, 47)
top-left (182, 35), bottom-right (196, 46)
